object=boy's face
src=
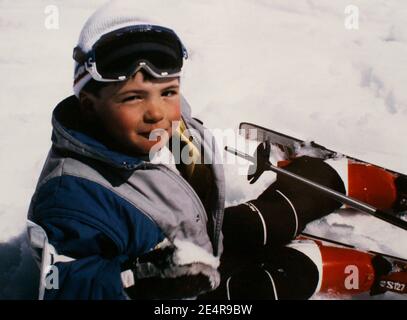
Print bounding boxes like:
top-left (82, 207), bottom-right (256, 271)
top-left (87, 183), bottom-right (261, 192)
top-left (81, 71), bottom-right (181, 156)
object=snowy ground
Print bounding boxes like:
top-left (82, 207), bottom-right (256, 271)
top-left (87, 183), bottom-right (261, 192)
top-left (0, 0), bottom-right (406, 299)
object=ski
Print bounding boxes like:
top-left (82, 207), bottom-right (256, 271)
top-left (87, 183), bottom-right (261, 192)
top-left (225, 144), bottom-right (407, 231)
top-left (226, 124), bottom-right (407, 296)
top-left (299, 232), bottom-right (407, 296)
top-left (239, 122), bottom-right (407, 216)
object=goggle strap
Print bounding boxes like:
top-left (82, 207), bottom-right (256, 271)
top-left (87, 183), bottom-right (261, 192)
top-left (73, 46), bottom-right (87, 64)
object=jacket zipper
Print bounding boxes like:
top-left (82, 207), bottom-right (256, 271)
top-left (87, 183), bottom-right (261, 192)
top-left (181, 116), bottom-right (223, 255)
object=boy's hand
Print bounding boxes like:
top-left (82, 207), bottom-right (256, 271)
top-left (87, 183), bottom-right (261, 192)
top-left (253, 156), bottom-right (346, 230)
top-left (257, 156), bottom-right (346, 214)
top-left (125, 243), bottom-right (220, 299)
top-left (127, 269), bottom-right (213, 300)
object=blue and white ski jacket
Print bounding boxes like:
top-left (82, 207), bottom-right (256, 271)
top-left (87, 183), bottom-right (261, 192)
top-left (27, 95), bottom-right (225, 300)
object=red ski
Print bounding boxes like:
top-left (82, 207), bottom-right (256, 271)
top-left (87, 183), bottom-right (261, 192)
top-left (298, 232), bottom-right (407, 297)
top-left (239, 122), bottom-right (407, 215)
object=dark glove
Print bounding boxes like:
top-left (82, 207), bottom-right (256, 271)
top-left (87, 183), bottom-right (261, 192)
top-left (257, 156), bottom-right (346, 214)
top-left (223, 156), bottom-right (346, 253)
top-left (125, 242), bottom-right (220, 300)
top-left (127, 272), bottom-right (214, 300)
top-left (253, 156), bottom-right (345, 241)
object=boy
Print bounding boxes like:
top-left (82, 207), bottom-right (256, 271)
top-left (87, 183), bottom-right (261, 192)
top-left (27, 2), bottom-right (379, 300)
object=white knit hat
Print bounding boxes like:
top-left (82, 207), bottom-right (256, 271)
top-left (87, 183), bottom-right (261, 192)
top-left (73, 1), bottom-right (165, 97)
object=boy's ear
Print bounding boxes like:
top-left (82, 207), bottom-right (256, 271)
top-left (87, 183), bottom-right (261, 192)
top-left (79, 91), bottom-right (98, 119)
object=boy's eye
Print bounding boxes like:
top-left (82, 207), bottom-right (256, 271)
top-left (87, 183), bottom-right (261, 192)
top-left (163, 90), bottom-right (178, 97)
top-left (122, 95), bottom-right (141, 103)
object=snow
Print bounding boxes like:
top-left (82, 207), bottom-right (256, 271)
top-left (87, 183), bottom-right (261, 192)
top-left (0, 0), bottom-right (406, 299)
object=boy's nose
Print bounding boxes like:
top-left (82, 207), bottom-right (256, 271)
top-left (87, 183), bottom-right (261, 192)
top-left (143, 100), bottom-right (164, 123)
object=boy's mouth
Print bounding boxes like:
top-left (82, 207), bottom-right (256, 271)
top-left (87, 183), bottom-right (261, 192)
top-left (139, 132), bottom-right (152, 139)
top-left (138, 128), bottom-right (171, 140)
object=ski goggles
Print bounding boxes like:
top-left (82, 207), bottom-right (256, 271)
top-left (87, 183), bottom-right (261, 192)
top-left (73, 25), bottom-right (188, 82)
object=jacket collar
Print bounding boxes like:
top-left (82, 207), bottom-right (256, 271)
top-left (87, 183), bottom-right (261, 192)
top-left (51, 95), bottom-right (146, 170)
